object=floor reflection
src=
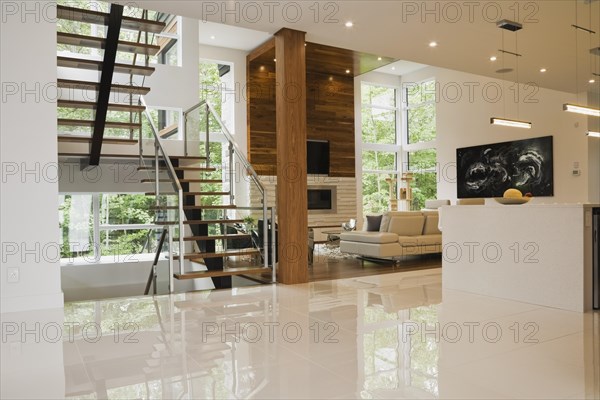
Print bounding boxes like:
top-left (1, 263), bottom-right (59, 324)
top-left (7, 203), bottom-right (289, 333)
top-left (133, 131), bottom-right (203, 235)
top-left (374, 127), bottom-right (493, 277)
top-left (54, 269), bottom-right (600, 399)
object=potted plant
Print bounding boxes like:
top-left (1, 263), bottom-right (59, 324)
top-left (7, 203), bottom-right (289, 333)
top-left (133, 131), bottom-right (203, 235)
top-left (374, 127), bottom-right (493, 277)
top-left (243, 216), bottom-right (256, 232)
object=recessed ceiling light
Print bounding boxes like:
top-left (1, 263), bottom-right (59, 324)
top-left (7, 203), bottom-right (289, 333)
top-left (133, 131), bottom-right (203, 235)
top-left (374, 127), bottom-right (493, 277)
top-left (490, 56), bottom-right (497, 61)
top-left (210, 35), bottom-right (215, 40)
top-left (377, 57), bottom-right (382, 61)
top-left (391, 67), bottom-right (396, 70)
top-left (589, 79), bottom-right (596, 83)
top-left (540, 68), bottom-right (547, 73)
top-left (346, 69), bottom-right (351, 74)
top-left (273, 58), bottom-right (276, 62)
top-left (345, 21), bottom-right (354, 28)
top-left (429, 41), bottom-right (438, 47)
top-left (329, 76), bottom-right (333, 81)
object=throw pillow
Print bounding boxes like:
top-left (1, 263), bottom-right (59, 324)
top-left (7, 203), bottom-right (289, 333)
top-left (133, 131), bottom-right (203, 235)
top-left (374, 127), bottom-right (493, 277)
top-left (366, 215), bottom-right (383, 232)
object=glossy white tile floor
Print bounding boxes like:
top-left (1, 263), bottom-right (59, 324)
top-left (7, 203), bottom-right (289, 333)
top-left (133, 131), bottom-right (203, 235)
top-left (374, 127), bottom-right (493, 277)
top-left (1, 268), bottom-right (599, 399)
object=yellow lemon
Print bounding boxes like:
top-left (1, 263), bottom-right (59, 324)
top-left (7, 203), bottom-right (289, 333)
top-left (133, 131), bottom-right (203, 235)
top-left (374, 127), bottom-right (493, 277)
top-left (503, 188), bottom-right (523, 198)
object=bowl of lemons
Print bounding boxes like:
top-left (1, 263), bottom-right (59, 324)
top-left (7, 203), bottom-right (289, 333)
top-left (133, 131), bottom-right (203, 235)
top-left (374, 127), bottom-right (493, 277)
top-left (494, 189), bottom-right (532, 205)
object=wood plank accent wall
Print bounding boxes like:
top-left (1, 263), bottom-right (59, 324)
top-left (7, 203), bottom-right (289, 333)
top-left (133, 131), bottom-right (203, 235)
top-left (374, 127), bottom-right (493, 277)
top-left (307, 72), bottom-right (355, 177)
top-left (247, 46), bottom-right (356, 177)
top-left (247, 57), bottom-right (277, 175)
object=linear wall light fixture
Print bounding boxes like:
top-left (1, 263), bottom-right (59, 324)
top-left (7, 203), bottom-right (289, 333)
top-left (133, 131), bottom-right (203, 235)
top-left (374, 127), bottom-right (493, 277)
top-left (563, 103), bottom-right (600, 117)
top-left (490, 117), bottom-right (532, 129)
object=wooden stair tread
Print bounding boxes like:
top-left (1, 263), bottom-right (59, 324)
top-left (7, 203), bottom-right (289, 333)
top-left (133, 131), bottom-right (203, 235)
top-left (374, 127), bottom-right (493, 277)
top-left (150, 205), bottom-right (236, 210)
top-left (58, 99), bottom-right (145, 112)
top-left (57, 78), bottom-right (150, 95)
top-left (159, 123), bottom-right (179, 138)
top-left (137, 166), bottom-right (217, 172)
top-left (141, 179), bottom-right (172, 183)
top-left (179, 179), bottom-right (223, 183)
top-left (57, 32), bottom-right (160, 55)
top-left (58, 135), bottom-right (137, 145)
top-left (179, 234), bottom-right (252, 242)
top-left (170, 155), bottom-right (207, 160)
top-left (184, 205), bottom-right (236, 210)
top-left (58, 119), bottom-right (140, 130)
top-left (174, 267), bottom-right (270, 280)
top-left (59, 152), bottom-right (154, 158)
top-left (174, 248), bottom-right (259, 260)
top-left (156, 219), bottom-right (244, 225)
top-left (56, 5), bottom-right (166, 33)
top-left (57, 56), bottom-right (155, 76)
top-left (137, 166), bottom-right (166, 171)
top-left (176, 167), bottom-right (217, 172)
top-left (145, 191), bottom-right (229, 196)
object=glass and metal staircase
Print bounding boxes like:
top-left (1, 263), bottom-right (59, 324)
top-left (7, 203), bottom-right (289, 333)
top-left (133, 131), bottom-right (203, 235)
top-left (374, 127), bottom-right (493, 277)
top-left (141, 99), bottom-right (276, 294)
top-left (56, 1), bottom-right (275, 295)
top-left (56, 2), bottom-right (166, 164)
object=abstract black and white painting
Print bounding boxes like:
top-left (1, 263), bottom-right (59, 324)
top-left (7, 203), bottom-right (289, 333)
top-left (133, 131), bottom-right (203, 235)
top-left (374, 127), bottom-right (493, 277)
top-left (457, 136), bottom-right (554, 198)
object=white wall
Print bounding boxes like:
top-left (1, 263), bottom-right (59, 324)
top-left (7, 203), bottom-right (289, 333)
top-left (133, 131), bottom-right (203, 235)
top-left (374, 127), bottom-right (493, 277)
top-left (0, 2), bottom-right (65, 398)
top-left (144, 17), bottom-right (200, 111)
top-left (1, 1), bottom-right (64, 313)
top-left (61, 259), bottom-right (211, 302)
top-left (587, 91), bottom-right (600, 204)
top-left (401, 66), bottom-right (590, 204)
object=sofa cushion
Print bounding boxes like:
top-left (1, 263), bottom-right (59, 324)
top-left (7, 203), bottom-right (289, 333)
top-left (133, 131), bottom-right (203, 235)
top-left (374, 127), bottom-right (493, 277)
top-left (340, 241), bottom-right (402, 258)
top-left (397, 234), bottom-right (442, 247)
top-left (379, 211), bottom-right (422, 232)
top-left (387, 215), bottom-right (425, 236)
top-left (340, 231), bottom-right (399, 244)
top-left (366, 215), bottom-right (383, 231)
top-left (422, 213), bottom-right (441, 235)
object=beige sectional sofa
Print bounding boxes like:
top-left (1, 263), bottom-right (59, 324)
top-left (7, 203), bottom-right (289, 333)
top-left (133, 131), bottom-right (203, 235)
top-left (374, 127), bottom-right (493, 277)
top-left (339, 211), bottom-right (442, 260)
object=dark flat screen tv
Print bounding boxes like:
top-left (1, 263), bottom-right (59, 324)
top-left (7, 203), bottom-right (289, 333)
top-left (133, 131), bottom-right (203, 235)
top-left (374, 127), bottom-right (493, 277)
top-left (307, 140), bottom-right (330, 175)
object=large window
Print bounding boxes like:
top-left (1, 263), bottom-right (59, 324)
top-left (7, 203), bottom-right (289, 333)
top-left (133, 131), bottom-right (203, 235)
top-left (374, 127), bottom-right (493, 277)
top-left (59, 194), bottom-right (160, 263)
top-left (361, 83), bottom-right (399, 214)
top-left (402, 80), bottom-right (438, 210)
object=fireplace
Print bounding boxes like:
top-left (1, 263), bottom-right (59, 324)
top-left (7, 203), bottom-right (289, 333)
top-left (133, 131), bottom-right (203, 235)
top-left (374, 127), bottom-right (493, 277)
top-left (308, 186), bottom-right (337, 213)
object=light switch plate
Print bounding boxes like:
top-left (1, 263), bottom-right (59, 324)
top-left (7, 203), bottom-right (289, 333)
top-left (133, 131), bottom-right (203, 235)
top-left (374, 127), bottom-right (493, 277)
top-left (7, 267), bottom-right (19, 283)
top-left (585, 211), bottom-right (592, 228)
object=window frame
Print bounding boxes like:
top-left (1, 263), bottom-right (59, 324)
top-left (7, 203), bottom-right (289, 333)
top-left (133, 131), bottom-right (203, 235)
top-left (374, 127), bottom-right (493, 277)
top-left (59, 193), bottom-right (163, 265)
top-left (401, 77), bottom-right (438, 149)
top-left (359, 82), bottom-right (402, 214)
top-left (401, 78), bottom-right (438, 210)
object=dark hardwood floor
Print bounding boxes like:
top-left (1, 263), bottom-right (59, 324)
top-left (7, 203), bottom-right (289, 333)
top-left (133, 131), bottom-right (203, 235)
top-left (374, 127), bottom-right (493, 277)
top-left (308, 252), bottom-right (442, 282)
top-left (231, 245), bottom-right (442, 286)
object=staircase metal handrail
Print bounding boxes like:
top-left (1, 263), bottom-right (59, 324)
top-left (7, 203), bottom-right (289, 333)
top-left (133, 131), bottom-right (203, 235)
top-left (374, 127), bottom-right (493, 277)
top-left (140, 95), bottom-right (185, 280)
top-left (183, 100), bottom-right (270, 271)
top-left (183, 100), bottom-right (265, 197)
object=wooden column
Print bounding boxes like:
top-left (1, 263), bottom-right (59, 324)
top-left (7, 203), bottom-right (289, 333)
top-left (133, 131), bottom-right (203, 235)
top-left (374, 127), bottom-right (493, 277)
top-left (274, 28), bottom-right (308, 284)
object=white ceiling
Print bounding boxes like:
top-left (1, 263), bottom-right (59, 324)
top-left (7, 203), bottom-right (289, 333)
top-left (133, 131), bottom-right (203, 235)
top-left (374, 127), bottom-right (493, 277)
top-left (136, 0), bottom-right (600, 93)
top-left (198, 21), bottom-right (270, 51)
top-left (374, 60), bottom-right (428, 76)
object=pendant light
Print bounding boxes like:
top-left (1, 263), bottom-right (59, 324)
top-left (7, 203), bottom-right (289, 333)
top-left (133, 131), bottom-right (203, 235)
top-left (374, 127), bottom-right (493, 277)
top-left (491, 20), bottom-right (532, 129)
top-left (563, 2), bottom-right (600, 118)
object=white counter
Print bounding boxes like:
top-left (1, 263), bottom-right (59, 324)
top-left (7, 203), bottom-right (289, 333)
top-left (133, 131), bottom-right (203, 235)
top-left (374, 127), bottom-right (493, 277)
top-left (441, 204), bottom-right (597, 312)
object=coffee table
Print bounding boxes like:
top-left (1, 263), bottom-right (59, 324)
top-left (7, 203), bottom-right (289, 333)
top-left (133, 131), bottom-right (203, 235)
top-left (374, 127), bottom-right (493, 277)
top-left (322, 230), bottom-right (342, 246)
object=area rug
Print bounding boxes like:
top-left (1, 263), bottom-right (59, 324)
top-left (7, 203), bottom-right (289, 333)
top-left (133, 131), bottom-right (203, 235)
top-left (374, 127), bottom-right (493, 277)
top-left (314, 244), bottom-right (356, 263)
